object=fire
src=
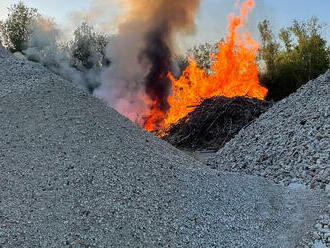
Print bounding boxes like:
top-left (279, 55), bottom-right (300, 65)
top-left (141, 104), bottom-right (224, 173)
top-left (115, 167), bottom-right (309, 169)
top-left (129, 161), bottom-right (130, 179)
top-left (143, 100), bottom-right (166, 131)
top-left (144, 0), bottom-right (268, 132)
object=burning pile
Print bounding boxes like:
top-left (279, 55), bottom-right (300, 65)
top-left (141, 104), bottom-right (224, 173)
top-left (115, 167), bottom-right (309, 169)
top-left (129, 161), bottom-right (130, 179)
top-left (96, 0), bottom-right (201, 128)
top-left (96, 0), bottom-right (268, 135)
top-left (144, 0), bottom-right (268, 133)
top-left (163, 96), bottom-right (273, 149)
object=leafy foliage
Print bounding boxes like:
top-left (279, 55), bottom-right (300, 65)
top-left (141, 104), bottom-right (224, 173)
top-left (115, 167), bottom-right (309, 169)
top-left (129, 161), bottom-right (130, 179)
top-left (187, 42), bottom-right (218, 72)
top-left (67, 22), bottom-right (110, 92)
top-left (258, 18), bottom-right (330, 101)
top-left (69, 22), bottom-right (110, 71)
top-left (0, 2), bottom-right (39, 53)
top-left (174, 42), bottom-right (218, 77)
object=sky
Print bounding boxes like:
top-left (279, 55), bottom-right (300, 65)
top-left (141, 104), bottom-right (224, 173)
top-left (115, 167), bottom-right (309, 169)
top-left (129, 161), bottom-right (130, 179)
top-left (1, 0), bottom-right (329, 48)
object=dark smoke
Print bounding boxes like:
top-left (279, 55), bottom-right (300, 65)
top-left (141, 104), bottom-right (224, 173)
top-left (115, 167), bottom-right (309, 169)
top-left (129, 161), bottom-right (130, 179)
top-left (141, 23), bottom-right (172, 117)
top-left (95, 0), bottom-right (201, 127)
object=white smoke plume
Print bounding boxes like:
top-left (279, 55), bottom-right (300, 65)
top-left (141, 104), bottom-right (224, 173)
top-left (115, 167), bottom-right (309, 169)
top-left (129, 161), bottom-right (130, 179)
top-left (21, 16), bottom-right (108, 92)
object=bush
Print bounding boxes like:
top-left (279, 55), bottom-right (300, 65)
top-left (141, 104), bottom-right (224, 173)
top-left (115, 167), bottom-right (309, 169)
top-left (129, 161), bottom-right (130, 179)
top-left (69, 22), bottom-right (110, 71)
top-left (0, 3), bottom-right (111, 93)
top-left (258, 18), bottom-right (330, 101)
top-left (187, 42), bottom-right (218, 73)
top-left (68, 22), bottom-right (110, 92)
top-left (0, 2), bottom-right (39, 53)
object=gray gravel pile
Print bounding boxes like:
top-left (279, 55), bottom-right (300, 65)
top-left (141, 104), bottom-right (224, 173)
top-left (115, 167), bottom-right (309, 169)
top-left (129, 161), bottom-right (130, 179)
top-left (0, 51), bottom-right (49, 98)
top-left (0, 54), bottom-right (327, 247)
top-left (0, 45), bottom-right (10, 58)
top-left (208, 70), bottom-right (330, 187)
top-left (208, 70), bottom-right (330, 246)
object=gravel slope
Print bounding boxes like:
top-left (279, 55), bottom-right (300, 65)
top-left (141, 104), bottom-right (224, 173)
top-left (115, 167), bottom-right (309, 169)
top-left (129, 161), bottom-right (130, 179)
top-left (208, 70), bottom-right (330, 188)
top-left (0, 53), bottom-right (327, 247)
top-left (0, 45), bottom-right (10, 58)
top-left (208, 70), bottom-right (330, 246)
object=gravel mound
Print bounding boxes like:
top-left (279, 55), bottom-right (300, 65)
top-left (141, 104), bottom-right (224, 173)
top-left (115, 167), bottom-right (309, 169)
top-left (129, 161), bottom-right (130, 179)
top-left (0, 45), bottom-right (10, 58)
top-left (208, 70), bottom-right (330, 246)
top-left (208, 70), bottom-right (330, 188)
top-left (0, 53), bottom-right (49, 98)
top-left (0, 55), bottom-right (327, 247)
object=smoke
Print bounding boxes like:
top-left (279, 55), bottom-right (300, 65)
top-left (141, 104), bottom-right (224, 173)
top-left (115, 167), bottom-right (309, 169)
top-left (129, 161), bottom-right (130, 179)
top-left (22, 16), bottom-right (108, 92)
top-left (95, 0), bottom-right (201, 127)
top-left (23, 17), bottom-right (81, 87)
top-left (68, 0), bottom-right (120, 34)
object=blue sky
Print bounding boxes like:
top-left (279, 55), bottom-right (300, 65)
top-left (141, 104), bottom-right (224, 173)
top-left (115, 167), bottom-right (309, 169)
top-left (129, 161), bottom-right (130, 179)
top-left (193, 0), bottom-right (330, 45)
top-left (1, 0), bottom-right (329, 47)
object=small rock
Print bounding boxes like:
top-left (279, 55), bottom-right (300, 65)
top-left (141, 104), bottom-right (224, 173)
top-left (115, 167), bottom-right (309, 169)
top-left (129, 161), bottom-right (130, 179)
top-left (315, 223), bottom-right (323, 231)
top-left (288, 183), bottom-right (306, 189)
top-left (325, 184), bottom-right (330, 192)
top-left (324, 232), bottom-right (330, 239)
top-left (312, 231), bottom-right (321, 239)
top-left (312, 241), bottom-right (327, 248)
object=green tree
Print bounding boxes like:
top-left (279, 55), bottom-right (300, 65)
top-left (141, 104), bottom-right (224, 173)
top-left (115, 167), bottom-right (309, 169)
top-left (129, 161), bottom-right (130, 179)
top-left (69, 21), bottom-right (110, 92)
top-left (70, 21), bottom-right (109, 70)
top-left (0, 2), bottom-right (39, 52)
top-left (258, 20), bottom-right (280, 77)
top-left (258, 18), bottom-right (329, 101)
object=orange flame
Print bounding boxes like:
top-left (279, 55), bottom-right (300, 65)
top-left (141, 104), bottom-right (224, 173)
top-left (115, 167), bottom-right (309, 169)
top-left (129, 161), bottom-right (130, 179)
top-left (144, 0), bottom-right (268, 132)
top-left (143, 100), bottom-right (166, 131)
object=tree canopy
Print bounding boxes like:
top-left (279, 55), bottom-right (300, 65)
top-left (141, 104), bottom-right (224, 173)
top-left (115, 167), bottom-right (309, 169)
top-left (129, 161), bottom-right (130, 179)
top-left (0, 2), bottom-right (39, 52)
top-left (258, 18), bottom-right (329, 100)
top-left (70, 21), bottom-right (109, 71)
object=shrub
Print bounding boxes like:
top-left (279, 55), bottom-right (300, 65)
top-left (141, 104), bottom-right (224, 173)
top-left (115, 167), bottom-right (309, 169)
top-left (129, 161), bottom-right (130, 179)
top-left (0, 2), bottom-right (39, 53)
top-left (187, 42), bottom-right (218, 73)
top-left (68, 22), bottom-right (110, 92)
top-left (69, 22), bottom-right (110, 71)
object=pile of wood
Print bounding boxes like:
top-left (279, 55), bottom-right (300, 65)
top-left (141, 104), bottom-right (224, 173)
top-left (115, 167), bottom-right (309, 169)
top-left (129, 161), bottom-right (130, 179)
top-left (162, 96), bottom-right (273, 150)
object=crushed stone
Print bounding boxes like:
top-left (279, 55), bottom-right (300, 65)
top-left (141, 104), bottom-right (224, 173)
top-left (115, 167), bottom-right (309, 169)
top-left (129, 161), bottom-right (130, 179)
top-left (208, 70), bottom-right (330, 246)
top-left (0, 50), bottom-right (328, 247)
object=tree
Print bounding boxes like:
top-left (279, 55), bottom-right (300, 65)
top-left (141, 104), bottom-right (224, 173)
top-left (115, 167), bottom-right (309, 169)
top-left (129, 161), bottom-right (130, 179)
top-left (258, 20), bottom-right (280, 77)
top-left (187, 42), bottom-right (218, 73)
top-left (0, 2), bottom-right (39, 52)
top-left (258, 18), bottom-right (329, 101)
top-left (69, 21), bottom-right (110, 92)
top-left (70, 21), bottom-right (109, 71)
